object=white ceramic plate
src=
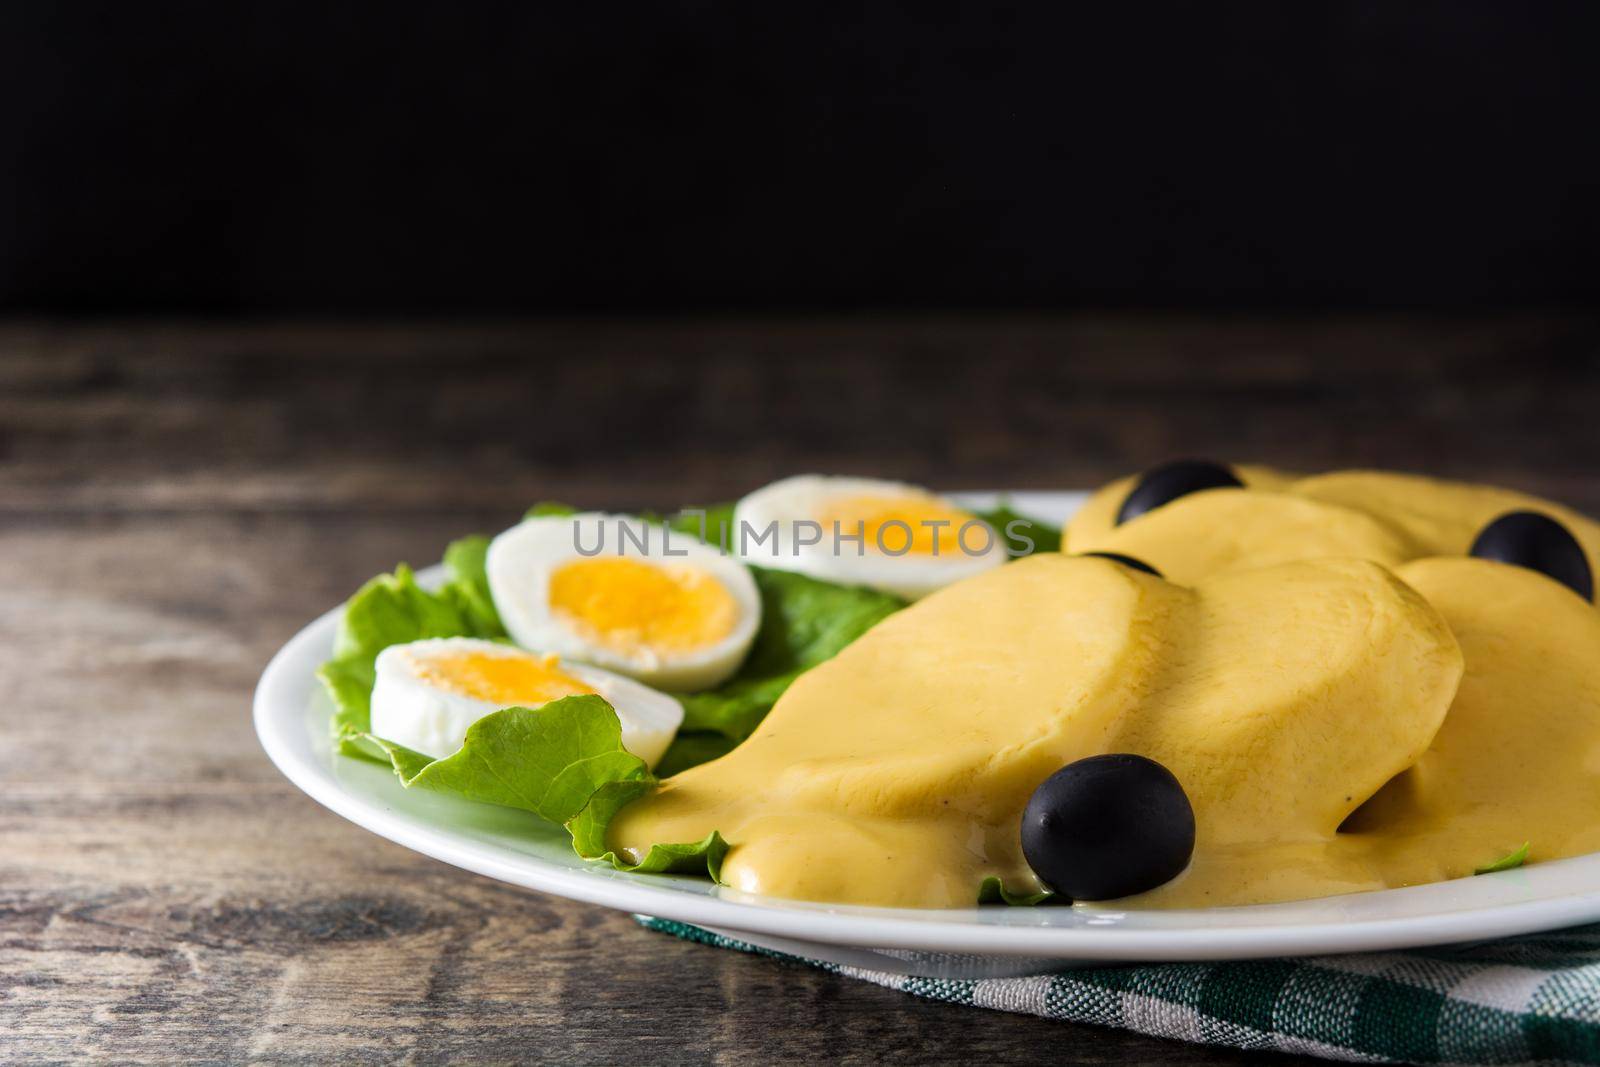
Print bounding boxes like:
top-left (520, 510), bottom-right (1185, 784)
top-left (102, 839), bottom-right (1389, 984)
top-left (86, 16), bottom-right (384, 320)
top-left (255, 491), bottom-right (1600, 978)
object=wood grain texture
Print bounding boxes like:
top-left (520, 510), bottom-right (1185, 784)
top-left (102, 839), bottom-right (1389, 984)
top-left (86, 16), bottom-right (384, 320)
top-left (4, 316), bottom-right (1597, 1065)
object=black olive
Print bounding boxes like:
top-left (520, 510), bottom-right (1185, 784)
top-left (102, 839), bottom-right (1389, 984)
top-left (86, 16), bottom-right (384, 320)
top-left (1469, 511), bottom-right (1594, 601)
top-left (1020, 754), bottom-right (1195, 900)
top-left (1079, 551), bottom-right (1163, 578)
top-left (1116, 460), bottom-right (1243, 525)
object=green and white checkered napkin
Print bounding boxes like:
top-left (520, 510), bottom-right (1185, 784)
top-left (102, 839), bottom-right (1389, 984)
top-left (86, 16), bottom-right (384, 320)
top-left (639, 917), bottom-right (1600, 1065)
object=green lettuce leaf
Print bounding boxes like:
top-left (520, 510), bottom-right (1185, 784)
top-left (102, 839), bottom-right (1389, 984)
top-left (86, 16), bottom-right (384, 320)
top-left (318, 538), bottom-right (507, 758)
top-left (356, 694), bottom-right (725, 880)
top-left (667, 502), bottom-right (738, 550)
top-left (567, 777), bottom-right (728, 877)
top-left (440, 534), bottom-right (502, 635)
top-left (359, 694), bottom-right (649, 820)
top-left (677, 567), bottom-right (905, 740)
top-left (1474, 842), bottom-right (1530, 875)
top-left (566, 776), bottom-right (656, 851)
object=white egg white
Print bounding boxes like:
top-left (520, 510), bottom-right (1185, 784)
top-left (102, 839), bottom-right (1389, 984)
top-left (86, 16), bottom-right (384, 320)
top-left (486, 513), bottom-right (761, 691)
top-left (732, 474), bottom-right (1009, 600)
top-left (368, 637), bottom-right (683, 768)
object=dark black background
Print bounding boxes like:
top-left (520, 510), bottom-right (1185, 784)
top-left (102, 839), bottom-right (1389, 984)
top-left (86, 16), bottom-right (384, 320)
top-left (3, 1), bottom-right (1597, 314)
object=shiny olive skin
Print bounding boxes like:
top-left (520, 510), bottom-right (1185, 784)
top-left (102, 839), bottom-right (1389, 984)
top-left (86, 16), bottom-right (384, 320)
top-left (1116, 460), bottom-right (1243, 525)
top-left (1079, 551), bottom-right (1163, 578)
top-left (1020, 754), bottom-right (1196, 901)
top-left (1469, 511), bottom-right (1594, 601)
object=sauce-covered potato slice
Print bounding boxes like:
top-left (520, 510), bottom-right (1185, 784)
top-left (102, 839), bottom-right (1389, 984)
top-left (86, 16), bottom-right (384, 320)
top-left (609, 554), bottom-right (1464, 909)
top-left (610, 554), bottom-right (1170, 907)
top-left (1344, 559), bottom-right (1600, 881)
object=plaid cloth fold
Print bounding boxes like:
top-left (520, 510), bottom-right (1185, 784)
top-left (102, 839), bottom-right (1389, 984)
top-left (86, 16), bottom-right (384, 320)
top-left (639, 917), bottom-right (1600, 1065)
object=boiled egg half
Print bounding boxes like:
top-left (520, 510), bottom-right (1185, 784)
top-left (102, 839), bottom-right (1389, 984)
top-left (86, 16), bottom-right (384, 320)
top-left (487, 513), bottom-right (761, 691)
top-left (369, 637), bottom-right (682, 768)
top-left (732, 475), bottom-right (1007, 599)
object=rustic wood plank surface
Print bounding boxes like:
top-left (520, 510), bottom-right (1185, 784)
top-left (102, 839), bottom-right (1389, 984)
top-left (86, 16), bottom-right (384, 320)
top-left (3, 316), bottom-right (1597, 1065)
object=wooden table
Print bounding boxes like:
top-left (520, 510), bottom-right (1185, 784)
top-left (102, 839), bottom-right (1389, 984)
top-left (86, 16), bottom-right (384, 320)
top-left (5, 317), bottom-right (1597, 1064)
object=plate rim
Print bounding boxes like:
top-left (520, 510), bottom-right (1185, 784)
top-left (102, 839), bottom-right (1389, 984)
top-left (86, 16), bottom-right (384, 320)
top-left (254, 490), bottom-right (1600, 962)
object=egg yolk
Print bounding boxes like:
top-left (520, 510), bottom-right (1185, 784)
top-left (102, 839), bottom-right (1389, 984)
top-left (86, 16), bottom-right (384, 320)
top-left (407, 649), bottom-right (595, 704)
top-left (548, 558), bottom-right (738, 654)
top-left (817, 495), bottom-right (976, 555)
